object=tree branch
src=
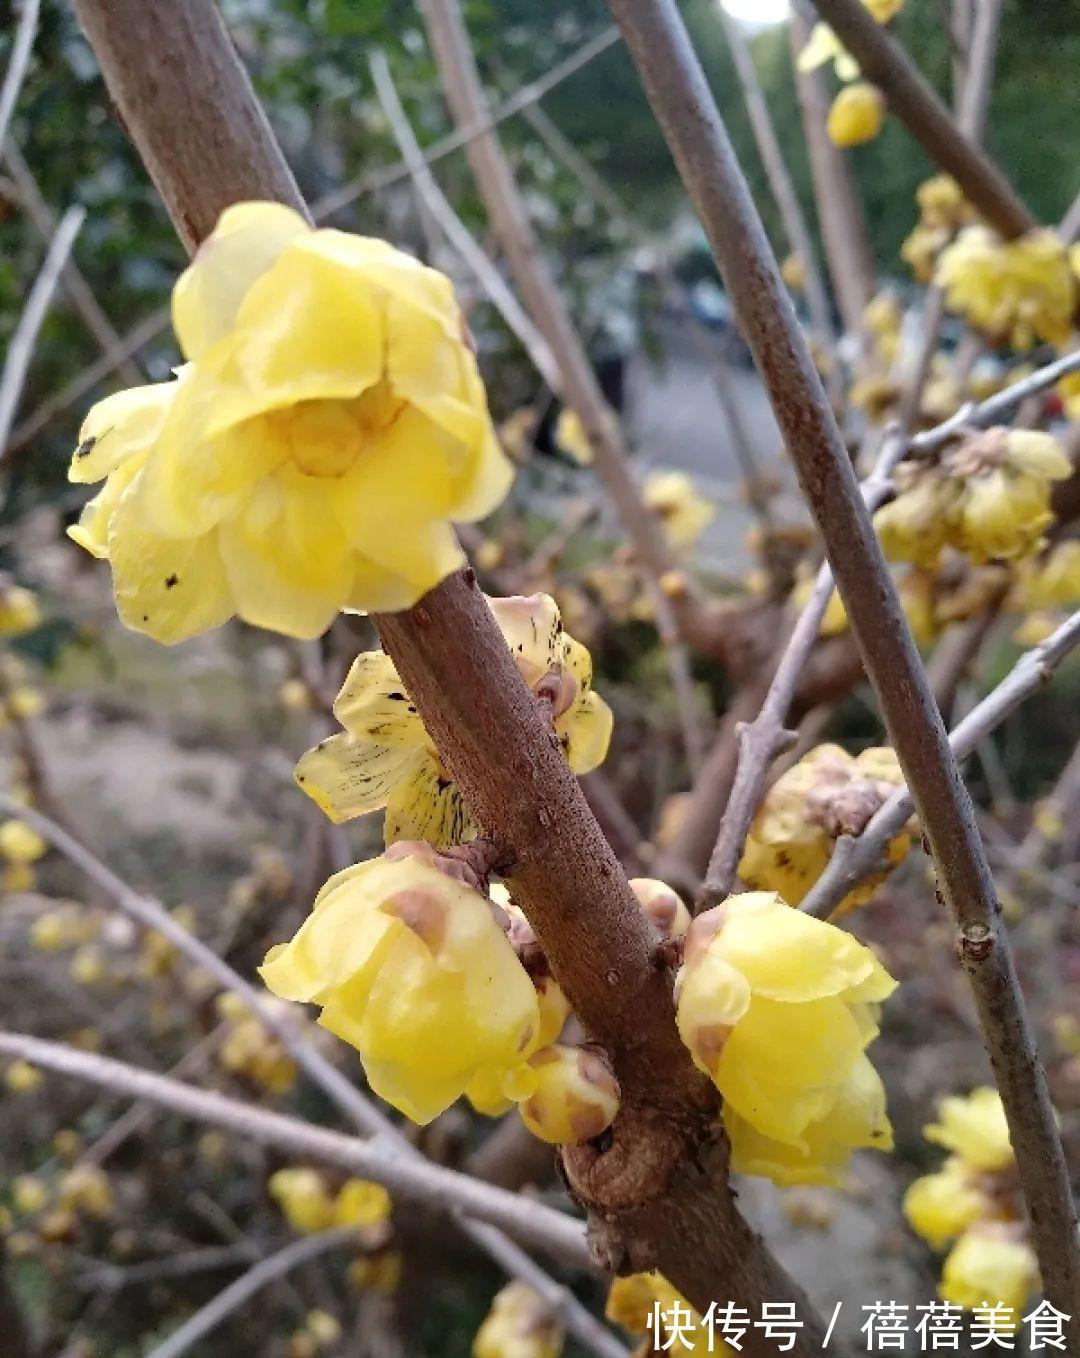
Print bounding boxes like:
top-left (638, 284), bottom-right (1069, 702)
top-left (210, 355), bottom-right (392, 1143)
top-left (810, 0), bottom-right (1034, 239)
top-left (600, 0), bottom-right (1079, 1323)
top-left (0, 1031), bottom-right (592, 1268)
top-left (0, 0), bottom-right (39, 154)
top-left (802, 610), bottom-right (1080, 918)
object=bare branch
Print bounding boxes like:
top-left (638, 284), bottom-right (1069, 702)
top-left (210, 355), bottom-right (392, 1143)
top-left (810, 0), bottom-right (1034, 239)
top-left (0, 0), bottom-right (40, 153)
top-left (1060, 188), bottom-right (1080, 248)
top-left (0, 1031), bottom-right (593, 1268)
top-left (600, 0), bottom-right (1078, 1320)
top-left (802, 610), bottom-right (1080, 918)
top-left (0, 204), bottom-right (85, 459)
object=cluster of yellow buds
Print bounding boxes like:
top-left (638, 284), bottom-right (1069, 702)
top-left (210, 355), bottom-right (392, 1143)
top-left (473, 1282), bottom-right (564, 1358)
top-left (0, 816), bottom-right (47, 893)
top-left (1007, 540), bottom-right (1080, 644)
top-left (739, 744), bottom-right (910, 915)
top-left (936, 227), bottom-right (1077, 351)
top-left (904, 1088), bottom-right (1039, 1327)
top-left (517, 1044), bottom-right (620, 1146)
top-left (68, 201), bottom-right (512, 643)
top-left (269, 1167), bottom-right (391, 1236)
top-left (875, 428), bottom-right (1072, 569)
top-left (7, 1162), bottom-right (113, 1247)
top-left (553, 407), bottom-right (594, 467)
top-left (215, 993), bottom-right (298, 1094)
top-left (225, 845), bottom-right (293, 915)
top-left (675, 891), bottom-right (896, 1185)
top-left (901, 176), bottom-right (973, 283)
top-left (643, 471), bottom-right (715, 550)
top-left (0, 580), bottom-right (42, 636)
top-left (295, 592), bottom-right (611, 847)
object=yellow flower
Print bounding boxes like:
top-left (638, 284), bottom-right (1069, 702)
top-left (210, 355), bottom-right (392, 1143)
top-left (7, 687), bottom-right (44, 719)
top-left (902, 223), bottom-right (952, 285)
top-left (347, 1251), bottom-right (402, 1293)
top-left (295, 593), bottom-right (612, 845)
top-left (305, 1312), bottom-right (341, 1348)
top-left (218, 1012), bottom-right (298, 1094)
top-left (260, 846), bottom-right (541, 1124)
top-left (1012, 541), bottom-right (1080, 610)
top-left (827, 83), bottom-right (886, 147)
top-left (874, 466), bottom-right (957, 569)
top-left (334, 1179), bottom-right (391, 1231)
top-left (473, 1282), bottom-right (564, 1358)
top-left (936, 226), bottom-right (1077, 351)
top-left (606, 1273), bottom-right (717, 1357)
top-left (1058, 370), bottom-right (1080, 420)
top-left (797, 23), bottom-right (860, 81)
top-left (849, 372), bottom-right (900, 419)
top-left (553, 408), bottom-right (594, 466)
top-left (863, 0), bottom-right (902, 20)
top-left (923, 1087), bottom-right (1013, 1173)
top-left (269, 1168), bottom-right (336, 1235)
top-left (58, 1163), bottom-right (113, 1219)
top-left (916, 175), bottom-right (971, 231)
top-left (903, 1157), bottom-right (993, 1250)
top-left (68, 201), bottom-right (512, 643)
top-left (518, 1044), bottom-right (620, 1145)
top-left (864, 292), bottom-right (901, 337)
top-left (643, 471), bottom-right (714, 550)
top-left (781, 253), bottom-right (807, 291)
top-left (0, 583), bottom-right (41, 636)
top-left (946, 429), bottom-right (1070, 565)
top-left (5, 1061), bottom-right (42, 1093)
top-left (738, 744), bottom-right (910, 914)
top-left (12, 1175), bottom-right (49, 1215)
top-left (675, 892), bottom-right (896, 1185)
top-left (939, 1228), bottom-right (1039, 1323)
top-left (0, 819), bottom-right (47, 866)
top-left (631, 876), bottom-right (691, 941)
top-left (791, 566), bottom-right (849, 637)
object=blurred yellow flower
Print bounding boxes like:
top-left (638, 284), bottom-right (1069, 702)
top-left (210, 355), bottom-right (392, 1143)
top-left (347, 1251), bottom-right (402, 1293)
top-left (936, 226), bottom-right (1077, 351)
top-left (827, 83), bottom-right (886, 147)
top-left (68, 201), bottom-right (512, 643)
top-left (517, 1044), bottom-right (620, 1146)
top-left (606, 1273), bottom-right (716, 1357)
top-left (916, 175), bottom-right (972, 231)
top-left (939, 1228), bottom-right (1038, 1325)
top-left (631, 876), bottom-right (691, 941)
top-left (260, 846), bottom-right (541, 1124)
top-left (1058, 370), bottom-right (1080, 420)
top-left (474, 1282), bottom-right (563, 1358)
top-left (643, 471), bottom-right (714, 550)
top-left (0, 819), bottom-right (47, 865)
top-left (675, 892), bottom-right (896, 1185)
top-left (5, 1060), bottom-right (42, 1093)
top-left (1012, 541), bottom-right (1080, 611)
top-left (295, 593), bottom-right (611, 845)
top-left (902, 223), bottom-right (952, 285)
top-left (553, 407), bottom-right (594, 466)
top-left (923, 1086), bottom-right (1013, 1173)
top-left (739, 744), bottom-right (910, 914)
top-left (903, 1157), bottom-right (993, 1250)
top-left (334, 1178), bottom-right (391, 1231)
top-left (269, 1168), bottom-right (336, 1235)
top-left (0, 583), bottom-right (41, 636)
top-left (796, 23), bottom-right (860, 81)
top-left (58, 1163), bottom-right (113, 1219)
top-left (781, 253), bottom-right (807, 292)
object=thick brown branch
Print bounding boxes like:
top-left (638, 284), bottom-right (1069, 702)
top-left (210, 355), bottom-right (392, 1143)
top-left (601, 0), bottom-right (1079, 1324)
top-left (811, 0), bottom-right (1034, 239)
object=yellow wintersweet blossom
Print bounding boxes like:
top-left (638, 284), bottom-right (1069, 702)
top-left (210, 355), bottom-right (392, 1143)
top-left (553, 407), bottom-right (594, 466)
top-left (631, 876), bottom-right (692, 942)
top-left (474, 1282), bottom-right (564, 1358)
top-left (0, 583), bottom-right (41, 636)
top-left (675, 892), bottom-right (896, 1186)
top-left (923, 1087), bottom-right (1013, 1173)
top-left (903, 1157), bottom-right (993, 1251)
top-left (902, 223), bottom-right (952, 285)
top-left (939, 1228), bottom-right (1039, 1326)
top-left (58, 1163), bottom-right (113, 1219)
top-left (0, 819), bottom-right (47, 866)
top-left (517, 1044), bottom-right (620, 1146)
top-left (936, 226), bottom-right (1077, 351)
top-left (916, 175), bottom-right (971, 231)
top-left (67, 201), bottom-right (512, 643)
top-left (606, 1273), bottom-right (723, 1357)
top-left (334, 1179), bottom-right (391, 1231)
top-left (5, 1061), bottom-right (42, 1093)
top-left (796, 23), bottom-right (860, 81)
top-left (643, 470), bottom-right (714, 550)
top-left (827, 83), bottom-right (886, 147)
top-left (1012, 541), bottom-right (1080, 611)
top-left (876, 429), bottom-right (1071, 569)
top-left (269, 1168), bottom-right (336, 1234)
top-left (260, 845), bottom-right (541, 1124)
top-left (739, 744), bottom-right (910, 915)
top-left (295, 593), bottom-right (612, 846)
top-left (781, 253), bottom-right (807, 292)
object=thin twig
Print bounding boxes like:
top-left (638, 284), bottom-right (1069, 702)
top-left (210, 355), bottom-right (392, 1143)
top-left (141, 1231), bottom-right (352, 1358)
top-left (0, 205), bottom-right (85, 458)
top-left (802, 610), bottom-right (1080, 917)
top-left (0, 0), bottom-right (40, 153)
top-left (369, 51), bottom-right (561, 392)
top-left (602, 0), bottom-right (1079, 1323)
top-left (1060, 188), bottom-right (1080, 248)
top-left (810, 0), bottom-right (1034, 239)
top-left (0, 1031), bottom-right (593, 1268)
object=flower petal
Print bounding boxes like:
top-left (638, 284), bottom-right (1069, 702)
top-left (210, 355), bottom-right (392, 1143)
top-left (295, 733), bottom-right (424, 824)
top-left (70, 379), bottom-right (181, 484)
top-left (383, 757), bottom-right (473, 848)
top-left (331, 650), bottom-right (426, 743)
top-left (560, 691), bottom-right (613, 773)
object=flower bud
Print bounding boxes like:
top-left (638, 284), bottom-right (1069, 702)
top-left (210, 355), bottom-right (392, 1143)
top-left (473, 1282), bottom-right (564, 1358)
top-left (827, 83), bottom-right (885, 146)
top-left (518, 1044), bottom-right (620, 1146)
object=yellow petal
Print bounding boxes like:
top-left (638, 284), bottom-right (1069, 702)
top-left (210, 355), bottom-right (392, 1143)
top-left (331, 650), bottom-right (425, 743)
top-left (488, 594), bottom-right (563, 687)
top-left (382, 756), bottom-right (473, 848)
top-left (295, 733), bottom-right (424, 824)
top-left (560, 691), bottom-right (613, 773)
top-left (70, 379), bottom-right (181, 484)
top-left (797, 22), bottom-right (843, 71)
top-left (173, 201), bottom-right (310, 362)
top-left (106, 475), bottom-right (234, 644)
top-left (216, 468), bottom-right (352, 638)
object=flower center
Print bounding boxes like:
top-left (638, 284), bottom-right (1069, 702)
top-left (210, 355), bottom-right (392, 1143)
top-left (267, 382), bottom-right (407, 478)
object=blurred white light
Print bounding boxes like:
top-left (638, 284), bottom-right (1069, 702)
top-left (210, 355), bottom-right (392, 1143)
top-left (721, 0), bottom-right (791, 23)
